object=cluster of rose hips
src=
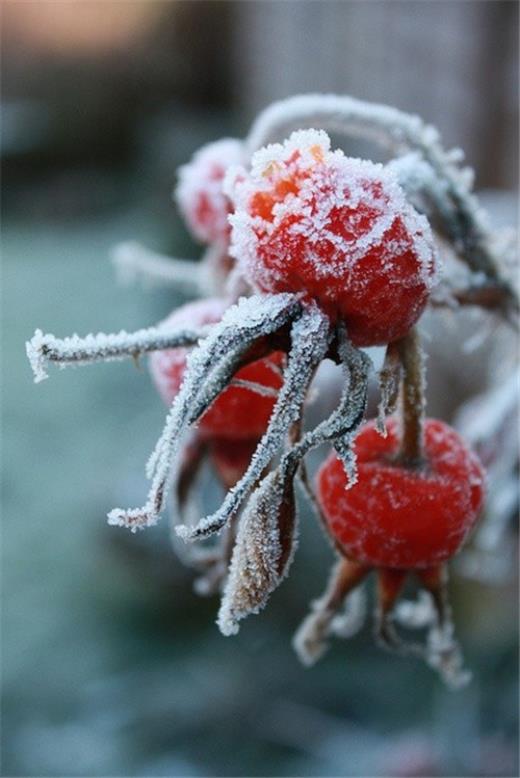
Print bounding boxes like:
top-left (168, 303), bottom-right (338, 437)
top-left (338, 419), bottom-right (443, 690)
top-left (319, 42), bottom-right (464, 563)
top-left (29, 95), bottom-right (513, 687)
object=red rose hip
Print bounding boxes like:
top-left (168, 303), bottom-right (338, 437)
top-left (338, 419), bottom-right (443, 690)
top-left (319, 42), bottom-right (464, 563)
top-left (226, 129), bottom-right (438, 346)
top-left (316, 418), bottom-right (485, 569)
top-left (175, 138), bottom-right (244, 245)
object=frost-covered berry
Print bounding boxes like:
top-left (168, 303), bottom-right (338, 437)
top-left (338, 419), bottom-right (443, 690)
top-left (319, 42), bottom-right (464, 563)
top-left (175, 138), bottom-right (244, 245)
top-left (149, 298), bottom-right (284, 440)
top-left (226, 129), bottom-right (438, 346)
top-left (316, 418), bottom-right (485, 569)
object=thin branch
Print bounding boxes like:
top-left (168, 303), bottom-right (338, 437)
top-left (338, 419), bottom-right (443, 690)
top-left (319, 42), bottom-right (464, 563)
top-left (26, 325), bottom-right (206, 383)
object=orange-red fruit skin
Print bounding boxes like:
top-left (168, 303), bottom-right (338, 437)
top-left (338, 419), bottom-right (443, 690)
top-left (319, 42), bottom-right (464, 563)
top-left (149, 299), bottom-right (284, 440)
top-left (316, 418), bottom-right (486, 569)
top-left (228, 132), bottom-right (438, 347)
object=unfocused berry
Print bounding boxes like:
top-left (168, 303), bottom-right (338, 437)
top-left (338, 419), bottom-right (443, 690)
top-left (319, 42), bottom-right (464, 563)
top-left (149, 298), bottom-right (284, 440)
top-left (176, 138), bottom-right (244, 245)
top-left (316, 418), bottom-right (485, 569)
top-left (226, 129), bottom-right (438, 346)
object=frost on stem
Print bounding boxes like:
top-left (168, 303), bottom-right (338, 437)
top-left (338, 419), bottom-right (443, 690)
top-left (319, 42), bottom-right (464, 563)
top-left (111, 241), bottom-right (203, 295)
top-left (246, 94), bottom-right (518, 321)
top-left (26, 325), bottom-right (205, 383)
top-left (108, 293), bottom-right (301, 532)
top-left (218, 467), bottom-right (298, 636)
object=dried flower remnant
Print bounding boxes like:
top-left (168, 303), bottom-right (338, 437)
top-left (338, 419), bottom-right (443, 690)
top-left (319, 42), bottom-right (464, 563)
top-left (27, 93), bottom-right (518, 687)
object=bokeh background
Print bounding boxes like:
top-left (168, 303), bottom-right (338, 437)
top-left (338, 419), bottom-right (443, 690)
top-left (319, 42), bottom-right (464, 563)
top-left (2, 1), bottom-right (518, 776)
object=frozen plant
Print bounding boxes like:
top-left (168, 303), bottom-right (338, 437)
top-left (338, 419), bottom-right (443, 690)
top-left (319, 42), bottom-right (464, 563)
top-left (27, 94), bottom-right (518, 687)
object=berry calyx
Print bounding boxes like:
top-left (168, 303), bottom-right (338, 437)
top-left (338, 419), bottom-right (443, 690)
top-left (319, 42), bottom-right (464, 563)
top-left (316, 418), bottom-right (485, 569)
top-left (149, 298), bottom-right (285, 440)
top-left (176, 138), bottom-right (244, 245)
top-left (226, 129), bottom-right (438, 346)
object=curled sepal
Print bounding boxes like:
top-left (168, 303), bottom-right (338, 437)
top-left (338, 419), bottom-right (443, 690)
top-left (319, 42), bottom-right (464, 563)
top-left (178, 302), bottom-right (330, 541)
top-left (217, 466), bottom-right (298, 636)
top-left (110, 293), bottom-right (301, 531)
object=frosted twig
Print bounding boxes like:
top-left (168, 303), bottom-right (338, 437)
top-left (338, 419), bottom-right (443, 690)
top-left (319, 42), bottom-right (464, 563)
top-left (26, 325), bottom-right (205, 383)
top-left (247, 94), bottom-right (518, 316)
top-left (109, 294), bottom-right (301, 531)
top-left (177, 303), bottom-right (331, 541)
top-left (111, 241), bottom-right (203, 294)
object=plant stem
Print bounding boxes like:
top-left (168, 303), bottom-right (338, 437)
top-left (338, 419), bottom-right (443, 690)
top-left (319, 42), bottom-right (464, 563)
top-left (396, 327), bottom-right (425, 466)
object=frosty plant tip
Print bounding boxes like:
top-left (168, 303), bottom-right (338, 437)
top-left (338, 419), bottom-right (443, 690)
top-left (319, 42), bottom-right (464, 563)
top-left (27, 93), bottom-right (517, 687)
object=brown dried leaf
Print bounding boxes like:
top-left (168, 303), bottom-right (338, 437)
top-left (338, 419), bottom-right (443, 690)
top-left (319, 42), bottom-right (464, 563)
top-left (217, 467), bottom-right (298, 636)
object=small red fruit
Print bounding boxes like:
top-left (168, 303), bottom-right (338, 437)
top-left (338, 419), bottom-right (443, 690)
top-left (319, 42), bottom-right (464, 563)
top-left (226, 129), bottom-right (438, 346)
top-left (149, 298), bottom-right (284, 440)
top-left (316, 418), bottom-right (485, 569)
top-left (176, 138), bottom-right (244, 245)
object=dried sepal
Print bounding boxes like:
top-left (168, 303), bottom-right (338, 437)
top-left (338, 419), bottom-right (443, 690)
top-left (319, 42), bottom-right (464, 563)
top-left (376, 341), bottom-right (402, 435)
top-left (375, 566), bottom-right (471, 689)
top-left (217, 465), bottom-right (298, 636)
top-left (293, 557), bottom-right (370, 666)
top-left (177, 302), bottom-right (331, 541)
top-left (26, 325), bottom-right (205, 384)
top-left (110, 293), bottom-right (301, 531)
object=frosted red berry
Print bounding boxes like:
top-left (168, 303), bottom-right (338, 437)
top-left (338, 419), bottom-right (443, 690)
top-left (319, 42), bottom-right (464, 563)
top-left (149, 298), bottom-right (284, 440)
top-left (316, 418), bottom-right (485, 569)
top-left (175, 138), bottom-right (244, 245)
top-left (226, 129), bottom-right (438, 346)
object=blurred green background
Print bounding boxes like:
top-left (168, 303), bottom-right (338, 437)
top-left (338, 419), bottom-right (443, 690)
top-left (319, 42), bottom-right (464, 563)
top-left (2, 2), bottom-right (518, 776)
